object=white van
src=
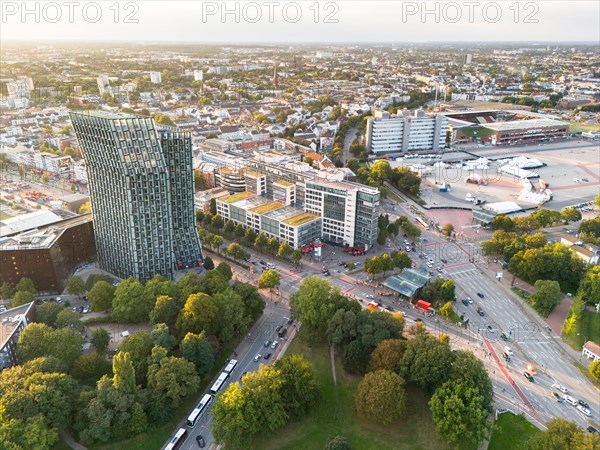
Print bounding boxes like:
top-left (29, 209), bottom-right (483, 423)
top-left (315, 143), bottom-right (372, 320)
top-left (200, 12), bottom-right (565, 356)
top-left (564, 396), bottom-right (578, 406)
top-left (504, 346), bottom-right (514, 356)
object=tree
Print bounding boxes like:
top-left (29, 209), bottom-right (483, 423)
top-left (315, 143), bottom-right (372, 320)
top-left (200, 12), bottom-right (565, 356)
top-left (147, 355), bottom-right (200, 408)
top-left (177, 293), bottom-right (219, 338)
top-left (254, 232), bottom-right (268, 253)
top-left (596, 194), bottom-right (600, 210)
top-left (226, 242), bottom-right (245, 261)
top-left (377, 227), bottom-right (388, 246)
top-left (355, 370), bottom-right (406, 425)
top-left (368, 339), bottom-right (406, 372)
top-left (364, 256), bottom-right (383, 280)
top-left (203, 256), bottom-right (215, 270)
top-left (233, 282), bottom-right (265, 320)
top-left (398, 333), bottom-right (455, 393)
top-left (181, 331), bottom-right (215, 376)
top-left (258, 269), bottom-right (281, 299)
top-left (370, 160), bottom-right (393, 185)
top-left (196, 209), bottom-right (205, 223)
top-left (578, 266), bottom-right (600, 306)
top-left (112, 278), bottom-right (153, 323)
top-left (267, 237), bottom-right (279, 256)
top-left (35, 302), bottom-right (65, 326)
top-left (451, 351), bottom-right (493, 409)
top-left (16, 277), bottom-right (36, 294)
top-left (324, 436), bottom-right (353, 450)
top-left (216, 262), bottom-right (233, 281)
top-left (273, 355), bottom-right (321, 420)
top-left (72, 353), bottom-right (112, 385)
top-left (12, 290), bottom-right (34, 307)
top-left (151, 323), bottom-right (176, 350)
top-left (65, 275), bottom-right (86, 298)
top-left (112, 351), bottom-right (136, 395)
top-left (233, 224), bottom-right (245, 240)
top-left (560, 207), bottom-right (582, 223)
top-left (491, 214), bottom-right (515, 232)
top-left (119, 331), bottom-right (153, 385)
top-left (532, 279), bottom-right (563, 316)
top-left (176, 272), bottom-right (203, 305)
top-left (292, 249), bottom-right (302, 264)
top-left (211, 214), bottom-right (224, 230)
top-left (17, 323), bottom-right (83, 368)
top-left (199, 270), bottom-right (229, 296)
top-left (429, 380), bottom-right (490, 449)
top-left (522, 418), bottom-right (599, 450)
top-left (513, 216), bottom-right (540, 233)
top-left (380, 253), bottom-right (394, 275)
top-left (144, 274), bottom-right (176, 303)
top-left (589, 360), bottom-right (600, 382)
top-left (55, 308), bottom-right (84, 332)
top-left (149, 295), bottom-right (180, 330)
top-left (0, 281), bottom-right (15, 300)
top-left (224, 219), bottom-right (236, 235)
top-left (211, 235), bottom-right (224, 254)
top-left (441, 223), bottom-right (455, 237)
top-left (277, 242), bottom-right (293, 259)
top-left (88, 280), bottom-right (115, 312)
top-left (531, 209), bottom-right (561, 228)
top-left (91, 328), bottom-right (110, 354)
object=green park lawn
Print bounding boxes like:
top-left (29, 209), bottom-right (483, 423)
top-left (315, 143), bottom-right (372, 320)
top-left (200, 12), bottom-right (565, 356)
top-left (563, 308), bottom-right (600, 350)
top-left (252, 331), bottom-right (450, 450)
top-left (568, 121), bottom-right (600, 134)
top-left (488, 412), bottom-right (540, 450)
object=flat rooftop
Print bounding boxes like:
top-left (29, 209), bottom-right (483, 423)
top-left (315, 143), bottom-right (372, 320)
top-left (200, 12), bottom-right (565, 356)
top-left (282, 212), bottom-right (319, 227)
top-left (274, 180), bottom-right (294, 187)
top-left (251, 201), bottom-right (284, 215)
top-left (0, 210), bottom-right (64, 237)
top-left (1, 302), bottom-right (34, 350)
top-left (220, 192), bottom-right (255, 204)
top-left (482, 119), bottom-right (568, 132)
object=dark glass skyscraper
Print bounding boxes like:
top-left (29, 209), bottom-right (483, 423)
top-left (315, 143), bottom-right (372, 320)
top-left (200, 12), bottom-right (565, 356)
top-left (70, 111), bottom-right (203, 282)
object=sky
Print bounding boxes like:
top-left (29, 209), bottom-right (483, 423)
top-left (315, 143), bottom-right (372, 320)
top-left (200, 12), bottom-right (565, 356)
top-left (1, 1), bottom-right (599, 43)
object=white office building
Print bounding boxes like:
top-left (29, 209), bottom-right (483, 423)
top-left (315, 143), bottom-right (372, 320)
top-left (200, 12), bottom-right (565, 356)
top-left (366, 110), bottom-right (448, 154)
top-left (150, 71), bottom-right (162, 84)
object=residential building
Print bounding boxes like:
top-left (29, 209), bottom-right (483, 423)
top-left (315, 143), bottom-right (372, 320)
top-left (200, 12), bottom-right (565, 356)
top-left (366, 109), bottom-right (448, 154)
top-left (0, 302), bottom-right (35, 370)
top-left (194, 70), bottom-right (204, 81)
top-left (582, 341), bottom-right (600, 362)
top-left (70, 111), bottom-right (203, 282)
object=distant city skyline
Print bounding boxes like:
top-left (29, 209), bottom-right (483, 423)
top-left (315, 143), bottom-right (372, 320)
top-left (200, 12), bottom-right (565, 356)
top-left (1, 1), bottom-right (598, 43)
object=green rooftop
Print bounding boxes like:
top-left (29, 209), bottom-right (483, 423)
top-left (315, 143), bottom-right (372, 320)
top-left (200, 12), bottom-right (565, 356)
top-left (221, 192), bottom-right (255, 204)
top-left (275, 180), bottom-right (294, 187)
top-left (251, 202), bottom-right (284, 215)
top-left (283, 212), bottom-right (318, 227)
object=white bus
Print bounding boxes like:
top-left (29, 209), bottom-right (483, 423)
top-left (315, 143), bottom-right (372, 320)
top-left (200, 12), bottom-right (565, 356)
top-left (186, 394), bottom-right (213, 428)
top-left (165, 427), bottom-right (187, 450)
top-left (210, 372), bottom-right (229, 394)
top-left (224, 359), bottom-right (238, 374)
top-left (415, 217), bottom-right (430, 230)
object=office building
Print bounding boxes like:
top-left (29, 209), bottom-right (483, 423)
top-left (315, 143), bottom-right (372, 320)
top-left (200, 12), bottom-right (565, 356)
top-left (70, 111), bottom-right (203, 282)
top-left (194, 70), bottom-right (204, 81)
top-left (150, 71), bottom-right (162, 84)
top-left (366, 110), bottom-right (448, 154)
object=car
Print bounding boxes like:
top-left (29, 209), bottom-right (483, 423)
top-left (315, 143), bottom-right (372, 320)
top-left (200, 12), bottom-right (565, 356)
top-left (486, 324), bottom-right (495, 332)
top-left (565, 229), bottom-right (574, 234)
top-left (415, 318), bottom-right (423, 323)
top-left (82, 306), bottom-right (90, 314)
top-left (271, 340), bottom-right (278, 349)
top-left (588, 426), bottom-right (599, 435)
top-left (504, 346), bottom-right (514, 356)
top-left (385, 306), bottom-right (394, 312)
top-left (564, 396), bottom-right (578, 406)
top-left (523, 371), bottom-right (534, 382)
top-left (552, 383), bottom-right (568, 394)
top-left (501, 332), bottom-right (509, 341)
top-left (462, 299), bottom-right (469, 306)
top-left (579, 400), bottom-right (590, 409)
top-left (440, 258), bottom-right (448, 264)
top-left (366, 294), bottom-right (375, 299)
top-left (575, 240), bottom-right (583, 245)
top-left (577, 405), bottom-right (592, 417)
top-left (275, 325), bottom-right (283, 333)
top-left (264, 353), bottom-right (272, 360)
top-left (264, 340), bottom-right (271, 347)
top-left (477, 308), bottom-right (485, 317)
top-left (437, 267), bottom-right (443, 272)
top-left (72, 306), bottom-right (78, 312)
top-left (502, 352), bottom-right (510, 361)
top-left (466, 297), bottom-right (473, 304)
top-left (254, 354), bottom-right (261, 362)
top-left (476, 292), bottom-right (484, 298)
top-left (56, 297), bottom-right (62, 303)
top-left (196, 435), bottom-right (206, 448)
top-left (259, 260), bottom-right (267, 266)
top-left (278, 327), bottom-right (287, 338)
top-left (550, 392), bottom-right (563, 402)
top-left (287, 318), bottom-right (294, 325)
top-left (400, 311), bottom-right (407, 317)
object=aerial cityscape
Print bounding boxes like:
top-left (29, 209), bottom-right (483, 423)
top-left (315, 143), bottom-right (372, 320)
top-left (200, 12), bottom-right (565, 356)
top-left (0, 2), bottom-right (599, 450)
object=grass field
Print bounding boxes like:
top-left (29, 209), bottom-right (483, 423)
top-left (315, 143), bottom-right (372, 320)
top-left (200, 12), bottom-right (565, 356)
top-left (568, 121), bottom-right (600, 134)
top-left (563, 308), bottom-right (600, 350)
top-left (488, 412), bottom-right (540, 450)
top-left (252, 331), bottom-right (450, 450)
